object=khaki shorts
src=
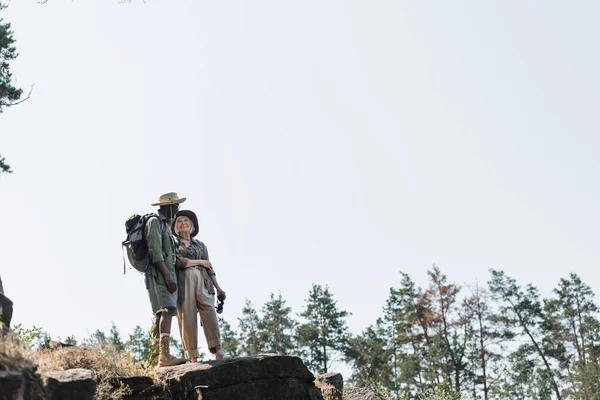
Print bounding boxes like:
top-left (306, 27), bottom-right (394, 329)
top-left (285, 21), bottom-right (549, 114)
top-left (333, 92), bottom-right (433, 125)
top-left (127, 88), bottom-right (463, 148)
top-left (146, 273), bottom-right (177, 316)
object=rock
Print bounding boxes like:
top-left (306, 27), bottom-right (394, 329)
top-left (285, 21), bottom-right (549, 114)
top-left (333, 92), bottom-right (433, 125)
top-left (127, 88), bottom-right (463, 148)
top-left (316, 372), bottom-right (343, 400)
top-left (343, 387), bottom-right (394, 400)
top-left (154, 354), bottom-right (324, 400)
top-left (0, 370), bottom-right (24, 400)
top-left (43, 368), bottom-right (97, 400)
top-left (108, 375), bottom-right (154, 396)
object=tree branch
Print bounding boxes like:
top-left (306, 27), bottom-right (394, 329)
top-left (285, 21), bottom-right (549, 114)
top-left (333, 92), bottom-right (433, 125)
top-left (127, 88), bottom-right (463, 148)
top-left (7, 84), bottom-right (34, 107)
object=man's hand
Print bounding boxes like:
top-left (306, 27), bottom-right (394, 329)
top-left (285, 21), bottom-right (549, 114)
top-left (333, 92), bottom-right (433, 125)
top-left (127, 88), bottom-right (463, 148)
top-left (165, 276), bottom-right (177, 293)
top-left (217, 289), bottom-right (226, 300)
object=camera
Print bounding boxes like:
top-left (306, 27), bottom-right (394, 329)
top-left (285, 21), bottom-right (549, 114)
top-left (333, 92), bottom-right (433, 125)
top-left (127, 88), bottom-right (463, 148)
top-left (216, 294), bottom-right (225, 314)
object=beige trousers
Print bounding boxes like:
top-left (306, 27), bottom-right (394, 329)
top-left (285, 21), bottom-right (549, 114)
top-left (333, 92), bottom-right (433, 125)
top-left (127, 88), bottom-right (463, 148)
top-left (176, 267), bottom-right (221, 359)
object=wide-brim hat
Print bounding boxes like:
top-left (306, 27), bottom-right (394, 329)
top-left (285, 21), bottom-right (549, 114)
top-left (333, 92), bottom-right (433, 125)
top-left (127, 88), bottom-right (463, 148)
top-left (151, 192), bottom-right (187, 206)
top-left (172, 209), bottom-right (199, 237)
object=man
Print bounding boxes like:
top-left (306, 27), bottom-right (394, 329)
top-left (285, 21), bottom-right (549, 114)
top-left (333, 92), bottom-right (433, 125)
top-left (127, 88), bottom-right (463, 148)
top-left (146, 192), bottom-right (187, 367)
top-left (0, 274), bottom-right (13, 337)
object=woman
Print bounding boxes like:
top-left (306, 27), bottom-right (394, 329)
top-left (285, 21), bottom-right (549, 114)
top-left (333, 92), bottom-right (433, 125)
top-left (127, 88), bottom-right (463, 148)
top-left (172, 209), bottom-right (230, 361)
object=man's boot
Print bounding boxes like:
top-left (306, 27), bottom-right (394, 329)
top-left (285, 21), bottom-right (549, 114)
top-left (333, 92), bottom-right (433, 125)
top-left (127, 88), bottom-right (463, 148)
top-left (157, 334), bottom-right (185, 367)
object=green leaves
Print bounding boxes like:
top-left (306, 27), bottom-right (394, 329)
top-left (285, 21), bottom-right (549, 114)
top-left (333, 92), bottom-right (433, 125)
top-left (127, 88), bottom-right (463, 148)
top-left (296, 284), bottom-right (351, 374)
top-left (0, 13), bottom-right (23, 112)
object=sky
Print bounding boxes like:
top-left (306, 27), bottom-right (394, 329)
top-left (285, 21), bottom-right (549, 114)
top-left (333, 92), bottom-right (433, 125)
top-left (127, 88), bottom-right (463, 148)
top-left (1, 0), bottom-right (600, 373)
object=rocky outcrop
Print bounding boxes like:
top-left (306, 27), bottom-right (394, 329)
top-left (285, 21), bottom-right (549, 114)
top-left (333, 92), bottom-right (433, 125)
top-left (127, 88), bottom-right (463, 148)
top-left (0, 370), bottom-right (24, 400)
top-left (0, 365), bottom-right (45, 400)
top-left (154, 354), bottom-right (324, 400)
top-left (42, 368), bottom-right (97, 400)
top-left (21, 355), bottom-right (324, 400)
top-left (315, 372), bottom-right (343, 400)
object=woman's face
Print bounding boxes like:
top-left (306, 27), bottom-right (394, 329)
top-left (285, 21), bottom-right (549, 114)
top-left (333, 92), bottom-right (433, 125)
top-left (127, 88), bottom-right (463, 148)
top-left (175, 216), bottom-right (193, 235)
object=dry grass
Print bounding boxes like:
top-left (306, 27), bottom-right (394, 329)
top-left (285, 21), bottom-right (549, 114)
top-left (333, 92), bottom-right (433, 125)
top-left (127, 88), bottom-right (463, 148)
top-left (33, 345), bottom-right (145, 378)
top-left (33, 345), bottom-right (147, 399)
top-left (1, 336), bottom-right (158, 400)
top-left (0, 335), bottom-right (36, 371)
top-left (0, 336), bottom-right (46, 399)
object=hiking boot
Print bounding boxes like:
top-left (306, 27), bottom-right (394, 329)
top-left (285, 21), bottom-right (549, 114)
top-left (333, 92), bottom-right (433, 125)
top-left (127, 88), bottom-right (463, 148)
top-left (215, 348), bottom-right (231, 360)
top-left (157, 335), bottom-right (185, 367)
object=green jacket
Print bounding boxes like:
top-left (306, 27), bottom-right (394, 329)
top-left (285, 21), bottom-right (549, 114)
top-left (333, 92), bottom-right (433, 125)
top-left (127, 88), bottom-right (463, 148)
top-left (145, 212), bottom-right (176, 285)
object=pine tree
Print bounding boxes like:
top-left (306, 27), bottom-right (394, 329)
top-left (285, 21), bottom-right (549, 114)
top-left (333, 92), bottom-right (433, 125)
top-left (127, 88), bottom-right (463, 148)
top-left (346, 320), bottom-right (393, 392)
top-left (259, 292), bottom-right (297, 355)
top-left (85, 329), bottom-right (108, 350)
top-left (297, 284), bottom-right (351, 374)
top-left (488, 269), bottom-right (562, 400)
top-left (238, 299), bottom-right (263, 355)
top-left (220, 318), bottom-right (241, 357)
top-left (108, 323), bottom-right (125, 351)
top-left (543, 273), bottom-right (600, 398)
top-left (381, 272), bottom-right (426, 398)
top-left (0, 2), bottom-right (24, 113)
top-left (126, 325), bottom-right (151, 362)
top-left (0, 154), bottom-right (12, 175)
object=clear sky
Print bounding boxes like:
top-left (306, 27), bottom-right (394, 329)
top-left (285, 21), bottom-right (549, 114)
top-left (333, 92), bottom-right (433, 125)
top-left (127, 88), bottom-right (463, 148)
top-left (1, 0), bottom-right (599, 371)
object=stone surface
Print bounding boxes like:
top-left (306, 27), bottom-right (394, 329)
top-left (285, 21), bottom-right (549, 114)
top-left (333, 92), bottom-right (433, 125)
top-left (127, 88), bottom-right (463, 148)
top-left (108, 375), bottom-right (154, 396)
top-left (0, 370), bottom-right (24, 400)
top-left (316, 372), bottom-right (343, 400)
top-left (43, 368), bottom-right (97, 400)
top-left (154, 354), bottom-right (323, 400)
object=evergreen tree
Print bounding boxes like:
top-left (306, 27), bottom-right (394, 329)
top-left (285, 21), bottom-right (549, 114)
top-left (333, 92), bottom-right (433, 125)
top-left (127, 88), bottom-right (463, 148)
top-left (488, 269), bottom-right (562, 400)
top-left (85, 329), bottom-right (108, 350)
top-left (346, 320), bottom-right (393, 392)
top-left (62, 335), bottom-right (77, 346)
top-left (259, 292), bottom-right (297, 355)
top-left (543, 273), bottom-right (600, 398)
top-left (423, 265), bottom-right (468, 393)
top-left (170, 337), bottom-right (186, 359)
top-left (297, 284), bottom-right (351, 374)
top-left (238, 299), bottom-right (263, 355)
top-left (381, 272), bottom-right (427, 398)
top-left (0, 2), bottom-right (24, 112)
top-left (462, 282), bottom-right (510, 400)
top-left (126, 325), bottom-right (150, 362)
top-left (108, 323), bottom-right (125, 351)
top-left (220, 318), bottom-right (241, 357)
top-left (0, 154), bottom-right (12, 175)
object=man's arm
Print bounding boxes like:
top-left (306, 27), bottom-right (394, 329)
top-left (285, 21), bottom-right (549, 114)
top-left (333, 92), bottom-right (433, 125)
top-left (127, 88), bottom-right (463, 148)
top-left (145, 217), bottom-right (176, 293)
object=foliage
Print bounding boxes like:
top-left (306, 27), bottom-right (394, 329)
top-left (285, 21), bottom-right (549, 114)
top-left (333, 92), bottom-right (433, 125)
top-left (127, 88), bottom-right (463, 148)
top-left (0, 1), bottom-right (24, 112)
top-left (0, 153), bottom-right (12, 175)
top-left (259, 292), bottom-right (297, 355)
top-left (11, 323), bottom-right (45, 348)
top-left (220, 317), bottom-right (241, 357)
top-left (125, 325), bottom-right (150, 363)
top-left (238, 298), bottom-right (263, 355)
top-left (297, 284), bottom-right (351, 374)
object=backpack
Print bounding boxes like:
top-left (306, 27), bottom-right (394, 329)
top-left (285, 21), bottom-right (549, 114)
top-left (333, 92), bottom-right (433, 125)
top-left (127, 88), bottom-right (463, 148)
top-left (121, 213), bottom-right (164, 274)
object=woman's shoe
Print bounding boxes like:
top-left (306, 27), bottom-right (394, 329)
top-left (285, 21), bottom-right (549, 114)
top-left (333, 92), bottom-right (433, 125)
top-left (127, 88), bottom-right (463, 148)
top-left (215, 349), bottom-right (231, 360)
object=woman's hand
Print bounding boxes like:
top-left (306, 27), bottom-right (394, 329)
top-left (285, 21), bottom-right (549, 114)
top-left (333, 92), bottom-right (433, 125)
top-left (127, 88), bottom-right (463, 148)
top-left (199, 260), bottom-right (213, 270)
top-left (217, 289), bottom-right (226, 300)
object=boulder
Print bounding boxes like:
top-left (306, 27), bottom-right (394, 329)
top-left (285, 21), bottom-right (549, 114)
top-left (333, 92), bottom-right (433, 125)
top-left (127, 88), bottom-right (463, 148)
top-left (154, 354), bottom-right (323, 400)
top-left (316, 372), bottom-right (343, 400)
top-left (43, 368), bottom-right (97, 400)
top-left (0, 370), bottom-right (24, 400)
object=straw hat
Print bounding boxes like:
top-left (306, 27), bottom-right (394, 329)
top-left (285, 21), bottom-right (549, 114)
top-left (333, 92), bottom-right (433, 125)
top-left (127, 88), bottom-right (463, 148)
top-left (151, 192), bottom-right (187, 206)
top-left (172, 210), bottom-right (199, 237)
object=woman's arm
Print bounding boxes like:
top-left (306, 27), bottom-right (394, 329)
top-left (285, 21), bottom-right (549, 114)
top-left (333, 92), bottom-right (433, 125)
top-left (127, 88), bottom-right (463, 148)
top-left (175, 253), bottom-right (212, 269)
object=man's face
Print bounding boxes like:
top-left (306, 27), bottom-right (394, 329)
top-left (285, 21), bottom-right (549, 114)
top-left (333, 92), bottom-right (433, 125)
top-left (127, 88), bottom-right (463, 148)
top-left (163, 204), bottom-right (180, 221)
